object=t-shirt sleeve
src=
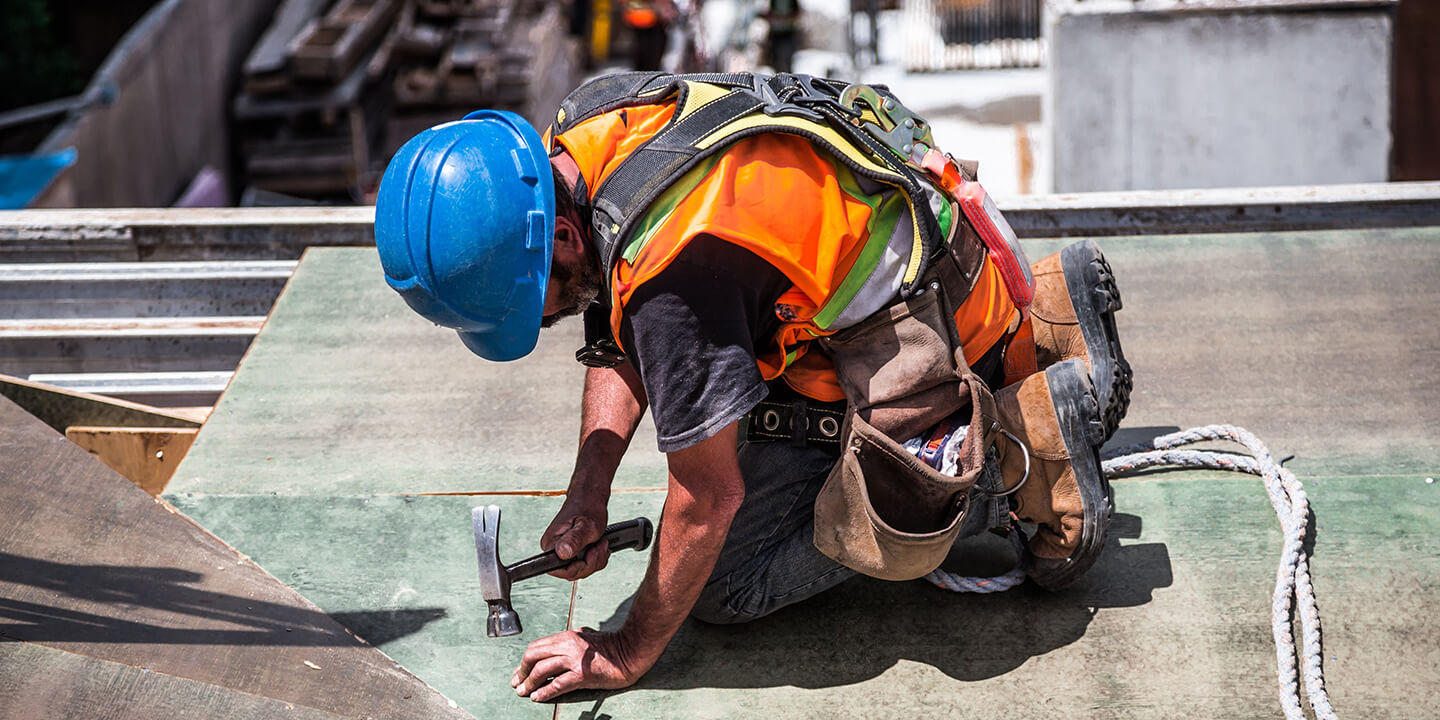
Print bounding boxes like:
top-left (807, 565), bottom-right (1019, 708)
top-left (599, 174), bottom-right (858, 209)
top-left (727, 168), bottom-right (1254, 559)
top-left (618, 237), bottom-right (788, 453)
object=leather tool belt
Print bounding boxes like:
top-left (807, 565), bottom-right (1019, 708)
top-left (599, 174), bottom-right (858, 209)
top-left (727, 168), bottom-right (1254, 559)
top-left (743, 397), bottom-right (846, 448)
top-left (811, 231), bottom-right (1001, 582)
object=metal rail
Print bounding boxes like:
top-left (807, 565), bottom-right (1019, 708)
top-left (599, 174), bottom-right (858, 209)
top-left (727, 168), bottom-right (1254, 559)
top-left (1, 183), bottom-right (1436, 261)
top-left (25, 371), bottom-right (233, 408)
top-left (0, 261), bottom-right (295, 319)
top-left (1002, 182), bottom-right (1440, 237)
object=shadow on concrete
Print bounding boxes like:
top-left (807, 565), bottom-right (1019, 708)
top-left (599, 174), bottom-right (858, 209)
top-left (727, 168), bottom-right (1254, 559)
top-left (1102, 425), bottom-right (1183, 455)
top-left (568, 512), bottom-right (1171, 701)
top-left (0, 552), bottom-right (445, 646)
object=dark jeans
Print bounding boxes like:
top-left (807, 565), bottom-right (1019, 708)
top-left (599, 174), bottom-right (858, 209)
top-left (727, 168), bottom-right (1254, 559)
top-left (689, 438), bottom-right (856, 624)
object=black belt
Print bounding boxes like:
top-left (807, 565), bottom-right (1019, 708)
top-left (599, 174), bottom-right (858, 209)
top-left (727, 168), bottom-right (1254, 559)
top-left (743, 398), bottom-right (845, 447)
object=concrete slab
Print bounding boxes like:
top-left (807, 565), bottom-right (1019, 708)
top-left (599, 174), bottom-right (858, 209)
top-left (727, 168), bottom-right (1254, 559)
top-left (167, 247), bottom-right (666, 497)
top-left (165, 225), bottom-right (1440, 718)
top-left (556, 476), bottom-right (1440, 718)
top-left (1039, 227), bottom-right (1439, 478)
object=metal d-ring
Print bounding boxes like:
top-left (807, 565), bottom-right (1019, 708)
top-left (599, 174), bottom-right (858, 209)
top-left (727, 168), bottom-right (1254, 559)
top-left (980, 428), bottom-right (1030, 497)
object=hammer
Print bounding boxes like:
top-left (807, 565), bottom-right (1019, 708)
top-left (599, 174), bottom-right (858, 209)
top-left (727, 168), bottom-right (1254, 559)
top-left (471, 504), bottom-right (654, 638)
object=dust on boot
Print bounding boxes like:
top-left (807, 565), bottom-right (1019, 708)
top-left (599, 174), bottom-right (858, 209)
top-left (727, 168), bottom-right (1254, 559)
top-left (1024, 238), bottom-right (1132, 441)
top-left (993, 358), bottom-right (1112, 590)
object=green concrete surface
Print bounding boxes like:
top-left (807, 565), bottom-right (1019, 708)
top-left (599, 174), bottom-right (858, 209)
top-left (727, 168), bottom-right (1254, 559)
top-left (559, 476), bottom-right (1440, 718)
top-left (168, 247), bottom-right (667, 497)
top-left (165, 227), bottom-right (1440, 718)
top-left (167, 492), bottom-right (661, 718)
top-left (1031, 227), bottom-right (1440, 479)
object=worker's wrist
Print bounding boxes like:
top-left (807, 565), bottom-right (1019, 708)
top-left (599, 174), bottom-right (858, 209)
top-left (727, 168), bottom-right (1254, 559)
top-left (612, 619), bottom-right (668, 675)
top-left (563, 476), bottom-right (611, 510)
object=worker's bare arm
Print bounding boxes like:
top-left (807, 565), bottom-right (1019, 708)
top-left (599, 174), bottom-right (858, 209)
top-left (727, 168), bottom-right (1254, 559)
top-left (513, 421), bottom-right (746, 701)
top-left (542, 362), bottom-right (649, 580)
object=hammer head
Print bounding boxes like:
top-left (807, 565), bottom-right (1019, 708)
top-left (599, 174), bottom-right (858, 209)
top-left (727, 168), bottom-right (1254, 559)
top-left (486, 600), bottom-right (523, 637)
top-left (472, 505), bottom-right (519, 638)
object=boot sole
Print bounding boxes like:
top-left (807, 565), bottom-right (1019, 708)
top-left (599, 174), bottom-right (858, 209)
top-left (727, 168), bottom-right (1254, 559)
top-left (1060, 239), bottom-right (1133, 443)
top-left (1024, 359), bottom-right (1112, 590)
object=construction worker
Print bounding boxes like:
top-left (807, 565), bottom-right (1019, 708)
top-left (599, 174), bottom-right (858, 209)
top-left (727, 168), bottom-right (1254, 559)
top-left (374, 72), bottom-right (1131, 701)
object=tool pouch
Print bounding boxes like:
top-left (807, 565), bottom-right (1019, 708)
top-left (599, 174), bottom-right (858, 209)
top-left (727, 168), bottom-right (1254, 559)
top-left (814, 243), bottom-right (998, 581)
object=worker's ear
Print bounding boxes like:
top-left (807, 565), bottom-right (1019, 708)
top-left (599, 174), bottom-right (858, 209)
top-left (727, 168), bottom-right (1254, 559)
top-left (553, 211), bottom-right (585, 258)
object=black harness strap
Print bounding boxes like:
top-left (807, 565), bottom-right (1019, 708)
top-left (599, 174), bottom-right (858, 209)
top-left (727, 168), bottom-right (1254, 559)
top-left (572, 72), bottom-right (947, 297)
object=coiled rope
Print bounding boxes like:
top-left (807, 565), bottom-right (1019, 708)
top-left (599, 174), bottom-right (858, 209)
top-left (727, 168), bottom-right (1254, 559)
top-left (925, 424), bottom-right (1336, 720)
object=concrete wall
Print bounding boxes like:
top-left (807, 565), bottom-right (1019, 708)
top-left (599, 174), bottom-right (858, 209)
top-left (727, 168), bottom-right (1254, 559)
top-left (1049, 2), bottom-right (1393, 192)
top-left (33, 0), bottom-right (281, 208)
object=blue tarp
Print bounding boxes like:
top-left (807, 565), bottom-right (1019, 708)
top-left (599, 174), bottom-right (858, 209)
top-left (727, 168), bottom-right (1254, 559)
top-left (0, 148), bottom-right (77, 209)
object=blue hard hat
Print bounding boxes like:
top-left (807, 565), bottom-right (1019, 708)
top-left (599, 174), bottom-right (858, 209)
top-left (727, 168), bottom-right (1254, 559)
top-left (374, 110), bottom-right (555, 361)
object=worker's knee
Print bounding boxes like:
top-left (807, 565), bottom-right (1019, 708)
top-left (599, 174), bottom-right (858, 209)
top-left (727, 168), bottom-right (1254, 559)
top-left (689, 579), bottom-right (765, 625)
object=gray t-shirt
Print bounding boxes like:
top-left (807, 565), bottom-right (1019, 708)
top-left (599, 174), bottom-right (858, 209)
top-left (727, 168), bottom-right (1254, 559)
top-left (617, 236), bottom-right (789, 452)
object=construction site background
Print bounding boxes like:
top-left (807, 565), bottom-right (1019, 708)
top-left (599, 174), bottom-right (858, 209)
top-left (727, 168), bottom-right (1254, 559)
top-left (1, 0), bottom-right (1433, 211)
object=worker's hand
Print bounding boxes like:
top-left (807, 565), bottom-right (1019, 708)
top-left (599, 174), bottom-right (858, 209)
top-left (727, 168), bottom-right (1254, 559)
top-left (511, 627), bottom-right (651, 702)
top-left (540, 494), bottom-right (610, 581)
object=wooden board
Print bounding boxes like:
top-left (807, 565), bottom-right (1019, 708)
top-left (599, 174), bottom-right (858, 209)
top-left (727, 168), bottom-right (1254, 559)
top-left (243, 0), bottom-right (333, 94)
top-left (0, 642), bottom-right (349, 720)
top-left (0, 395), bottom-right (474, 719)
top-left (65, 426), bottom-right (199, 495)
top-left (0, 373), bottom-right (203, 432)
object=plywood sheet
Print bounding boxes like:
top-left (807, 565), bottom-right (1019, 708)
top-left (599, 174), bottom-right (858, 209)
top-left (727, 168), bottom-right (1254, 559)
top-left (65, 425), bottom-right (197, 494)
top-left (0, 395), bottom-right (472, 719)
top-left (0, 641), bottom-right (348, 720)
top-left (0, 373), bottom-right (202, 432)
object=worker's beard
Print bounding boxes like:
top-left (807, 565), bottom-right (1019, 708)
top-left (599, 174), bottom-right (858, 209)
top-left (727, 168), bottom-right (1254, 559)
top-left (541, 253), bottom-right (602, 328)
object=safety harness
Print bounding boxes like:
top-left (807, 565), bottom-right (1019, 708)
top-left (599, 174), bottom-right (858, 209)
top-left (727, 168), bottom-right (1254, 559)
top-left (552, 71), bottom-right (991, 364)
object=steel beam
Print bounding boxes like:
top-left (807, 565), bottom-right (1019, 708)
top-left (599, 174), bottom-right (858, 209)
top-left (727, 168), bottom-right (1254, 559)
top-left (0, 317), bottom-right (262, 375)
top-left (0, 261), bottom-right (296, 319)
top-left (2, 183), bottom-right (1437, 258)
top-left (1002, 182), bottom-right (1440, 238)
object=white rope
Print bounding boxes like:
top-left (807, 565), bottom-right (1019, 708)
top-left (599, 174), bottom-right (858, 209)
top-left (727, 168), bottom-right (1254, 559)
top-left (924, 424), bottom-right (1336, 720)
top-left (1102, 425), bottom-right (1337, 720)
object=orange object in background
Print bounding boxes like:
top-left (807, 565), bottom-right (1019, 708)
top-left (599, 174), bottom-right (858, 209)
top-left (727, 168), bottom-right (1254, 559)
top-left (623, 0), bottom-right (660, 27)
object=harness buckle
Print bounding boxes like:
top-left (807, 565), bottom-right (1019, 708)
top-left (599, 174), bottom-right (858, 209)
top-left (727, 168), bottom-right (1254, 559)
top-left (576, 337), bottom-right (627, 368)
top-left (839, 83), bottom-right (938, 168)
top-left (751, 74), bottom-right (826, 122)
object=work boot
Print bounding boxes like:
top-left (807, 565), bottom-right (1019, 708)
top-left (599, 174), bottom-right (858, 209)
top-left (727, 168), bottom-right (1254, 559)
top-left (1026, 239), bottom-right (1132, 442)
top-left (993, 359), bottom-right (1111, 590)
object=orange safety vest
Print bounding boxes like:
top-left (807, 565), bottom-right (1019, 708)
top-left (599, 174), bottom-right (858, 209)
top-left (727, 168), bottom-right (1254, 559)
top-left (552, 85), bottom-right (1017, 402)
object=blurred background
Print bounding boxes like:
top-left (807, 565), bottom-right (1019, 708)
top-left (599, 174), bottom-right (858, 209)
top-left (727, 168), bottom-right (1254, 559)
top-left (1, 0), bottom-right (1432, 209)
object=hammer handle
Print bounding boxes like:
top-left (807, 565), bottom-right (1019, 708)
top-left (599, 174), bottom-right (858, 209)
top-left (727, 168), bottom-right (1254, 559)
top-left (505, 517), bottom-right (654, 584)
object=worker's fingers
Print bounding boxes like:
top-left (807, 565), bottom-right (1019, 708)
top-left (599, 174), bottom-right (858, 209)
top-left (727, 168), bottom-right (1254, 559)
top-left (512, 633), bottom-right (566, 683)
top-left (513, 656), bottom-right (570, 698)
top-left (584, 541), bottom-right (611, 573)
top-left (549, 536), bottom-right (612, 580)
top-left (554, 517), bottom-right (603, 560)
top-left (528, 670), bottom-right (585, 703)
top-left (548, 557), bottom-right (589, 581)
top-left (539, 515), bottom-right (575, 552)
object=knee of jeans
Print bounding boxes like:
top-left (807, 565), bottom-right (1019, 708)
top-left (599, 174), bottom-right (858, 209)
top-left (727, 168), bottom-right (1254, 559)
top-left (689, 581), bottom-right (761, 626)
top-left (689, 601), bottom-right (751, 625)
